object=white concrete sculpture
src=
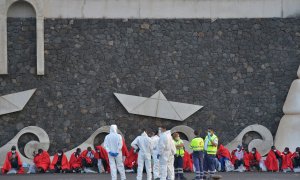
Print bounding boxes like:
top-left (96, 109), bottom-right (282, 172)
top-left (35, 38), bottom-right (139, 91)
top-left (275, 65), bottom-right (300, 152)
top-left (225, 124), bottom-right (273, 156)
top-left (0, 89), bottom-right (36, 115)
top-left (114, 90), bottom-right (203, 121)
top-left (0, 126), bottom-right (50, 167)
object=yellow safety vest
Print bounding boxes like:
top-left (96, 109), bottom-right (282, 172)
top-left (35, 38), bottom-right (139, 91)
top-left (190, 137), bottom-right (204, 151)
top-left (204, 134), bottom-right (218, 155)
top-left (174, 139), bottom-right (184, 157)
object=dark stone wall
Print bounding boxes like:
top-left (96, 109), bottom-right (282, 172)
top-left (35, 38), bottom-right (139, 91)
top-left (1, 18), bottom-right (299, 154)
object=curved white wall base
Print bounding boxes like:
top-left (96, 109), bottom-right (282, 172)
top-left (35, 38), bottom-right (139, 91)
top-left (275, 115), bottom-right (300, 152)
top-left (0, 126), bottom-right (50, 167)
top-left (225, 124), bottom-right (273, 156)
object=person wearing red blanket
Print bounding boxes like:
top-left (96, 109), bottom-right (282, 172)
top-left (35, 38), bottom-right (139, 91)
top-left (33, 149), bottom-right (50, 173)
top-left (183, 151), bottom-right (193, 172)
top-left (281, 147), bottom-right (293, 172)
top-left (69, 148), bottom-right (82, 173)
top-left (231, 145), bottom-right (246, 170)
top-left (249, 147), bottom-right (261, 171)
top-left (292, 147), bottom-right (300, 168)
top-left (124, 147), bottom-right (138, 171)
top-left (81, 147), bottom-right (98, 171)
top-left (1, 146), bottom-right (24, 174)
top-left (265, 146), bottom-right (282, 172)
top-left (217, 144), bottom-right (231, 172)
top-left (50, 150), bottom-right (69, 173)
top-left (95, 145), bottom-right (110, 173)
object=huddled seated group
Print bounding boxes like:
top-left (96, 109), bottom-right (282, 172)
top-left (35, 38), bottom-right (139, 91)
top-left (216, 144), bottom-right (300, 173)
top-left (2, 145), bottom-right (115, 174)
top-left (1, 125), bottom-right (300, 179)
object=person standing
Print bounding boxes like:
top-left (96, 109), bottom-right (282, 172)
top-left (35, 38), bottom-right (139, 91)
top-left (173, 133), bottom-right (187, 180)
top-left (157, 126), bottom-right (176, 180)
top-left (104, 124), bottom-right (126, 180)
top-left (150, 130), bottom-right (160, 180)
top-left (131, 129), bottom-right (153, 180)
top-left (190, 130), bottom-right (204, 180)
top-left (203, 127), bottom-right (218, 179)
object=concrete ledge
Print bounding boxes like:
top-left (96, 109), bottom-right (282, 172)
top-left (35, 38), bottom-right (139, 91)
top-left (27, 0), bottom-right (300, 19)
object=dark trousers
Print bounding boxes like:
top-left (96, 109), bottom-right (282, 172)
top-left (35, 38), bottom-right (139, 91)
top-left (234, 159), bottom-right (244, 169)
top-left (219, 157), bottom-right (228, 172)
top-left (293, 157), bottom-right (300, 168)
top-left (82, 158), bottom-right (98, 168)
top-left (192, 151), bottom-right (204, 180)
top-left (204, 152), bottom-right (216, 177)
top-left (174, 155), bottom-right (184, 178)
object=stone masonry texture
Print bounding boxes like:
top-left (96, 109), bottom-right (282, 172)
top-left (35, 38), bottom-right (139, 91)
top-left (0, 18), bottom-right (299, 155)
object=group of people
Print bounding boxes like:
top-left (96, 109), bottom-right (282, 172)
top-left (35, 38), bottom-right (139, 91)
top-left (1, 124), bottom-right (300, 180)
top-left (218, 144), bottom-right (300, 173)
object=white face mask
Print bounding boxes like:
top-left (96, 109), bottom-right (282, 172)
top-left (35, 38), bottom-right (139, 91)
top-left (11, 150), bottom-right (16, 154)
top-left (252, 151), bottom-right (255, 154)
top-left (208, 132), bottom-right (211, 136)
top-left (284, 152), bottom-right (288, 155)
top-left (58, 153), bottom-right (62, 156)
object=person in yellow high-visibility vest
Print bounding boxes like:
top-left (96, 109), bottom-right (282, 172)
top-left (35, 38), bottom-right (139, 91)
top-left (190, 130), bottom-right (204, 180)
top-left (172, 133), bottom-right (187, 180)
top-left (203, 127), bottom-right (218, 179)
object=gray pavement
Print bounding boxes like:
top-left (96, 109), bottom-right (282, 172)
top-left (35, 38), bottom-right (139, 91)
top-left (0, 172), bottom-right (299, 180)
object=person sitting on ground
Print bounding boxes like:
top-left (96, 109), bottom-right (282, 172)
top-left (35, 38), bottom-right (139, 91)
top-left (50, 149), bottom-right (69, 173)
top-left (69, 148), bottom-right (82, 173)
top-left (217, 144), bottom-right (231, 172)
top-left (281, 147), bottom-right (293, 172)
top-left (81, 147), bottom-right (98, 172)
top-left (292, 147), bottom-right (300, 169)
top-left (231, 145), bottom-right (245, 170)
top-left (29, 149), bottom-right (50, 173)
top-left (249, 147), bottom-right (262, 171)
top-left (265, 146), bottom-right (282, 172)
top-left (95, 145), bottom-right (110, 173)
top-left (1, 146), bottom-right (24, 174)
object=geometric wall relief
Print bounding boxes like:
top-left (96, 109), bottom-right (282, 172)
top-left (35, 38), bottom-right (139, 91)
top-left (0, 89), bottom-right (36, 116)
top-left (171, 124), bottom-right (273, 156)
top-left (114, 90), bottom-right (203, 121)
top-left (275, 65), bottom-right (300, 152)
top-left (0, 124), bottom-right (273, 167)
top-left (0, 126), bottom-right (50, 167)
top-left (225, 124), bottom-right (273, 156)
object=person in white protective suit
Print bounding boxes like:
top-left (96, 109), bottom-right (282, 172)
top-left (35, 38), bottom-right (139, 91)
top-left (157, 126), bottom-right (176, 180)
top-left (151, 130), bottom-right (160, 180)
top-left (131, 129), bottom-right (153, 180)
top-left (104, 124), bottom-right (126, 180)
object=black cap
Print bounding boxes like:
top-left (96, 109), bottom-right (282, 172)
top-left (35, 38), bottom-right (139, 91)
top-left (11, 146), bottom-right (16, 151)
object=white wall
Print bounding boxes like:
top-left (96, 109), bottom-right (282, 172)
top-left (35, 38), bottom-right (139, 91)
top-left (6, 0), bottom-right (300, 19)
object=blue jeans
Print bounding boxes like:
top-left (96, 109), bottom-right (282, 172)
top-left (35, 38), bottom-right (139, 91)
top-left (204, 152), bottom-right (216, 176)
top-left (192, 151), bottom-right (204, 180)
top-left (219, 157), bottom-right (229, 171)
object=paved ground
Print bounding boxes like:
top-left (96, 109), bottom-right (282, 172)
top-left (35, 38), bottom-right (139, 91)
top-left (0, 172), bottom-right (299, 180)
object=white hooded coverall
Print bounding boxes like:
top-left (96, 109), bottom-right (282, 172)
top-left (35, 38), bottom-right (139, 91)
top-left (131, 131), bottom-right (153, 180)
top-left (158, 130), bottom-right (176, 180)
top-left (151, 134), bottom-right (160, 179)
top-left (104, 125), bottom-right (126, 180)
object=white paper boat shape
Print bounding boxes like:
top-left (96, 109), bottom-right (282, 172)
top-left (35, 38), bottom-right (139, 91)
top-left (0, 89), bottom-right (36, 115)
top-left (114, 90), bottom-right (203, 121)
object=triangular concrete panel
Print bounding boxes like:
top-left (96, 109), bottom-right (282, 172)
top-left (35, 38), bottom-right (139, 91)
top-left (114, 90), bottom-right (203, 121)
top-left (157, 99), bottom-right (182, 121)
top-left (170, 101), bottom-right (203, 120)
top-left (0, 89), bottom-right (36, 116)
top-left (114, 93), bottom-right (148, 112)
top-left (2, 89), bottom-right (36, 109)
